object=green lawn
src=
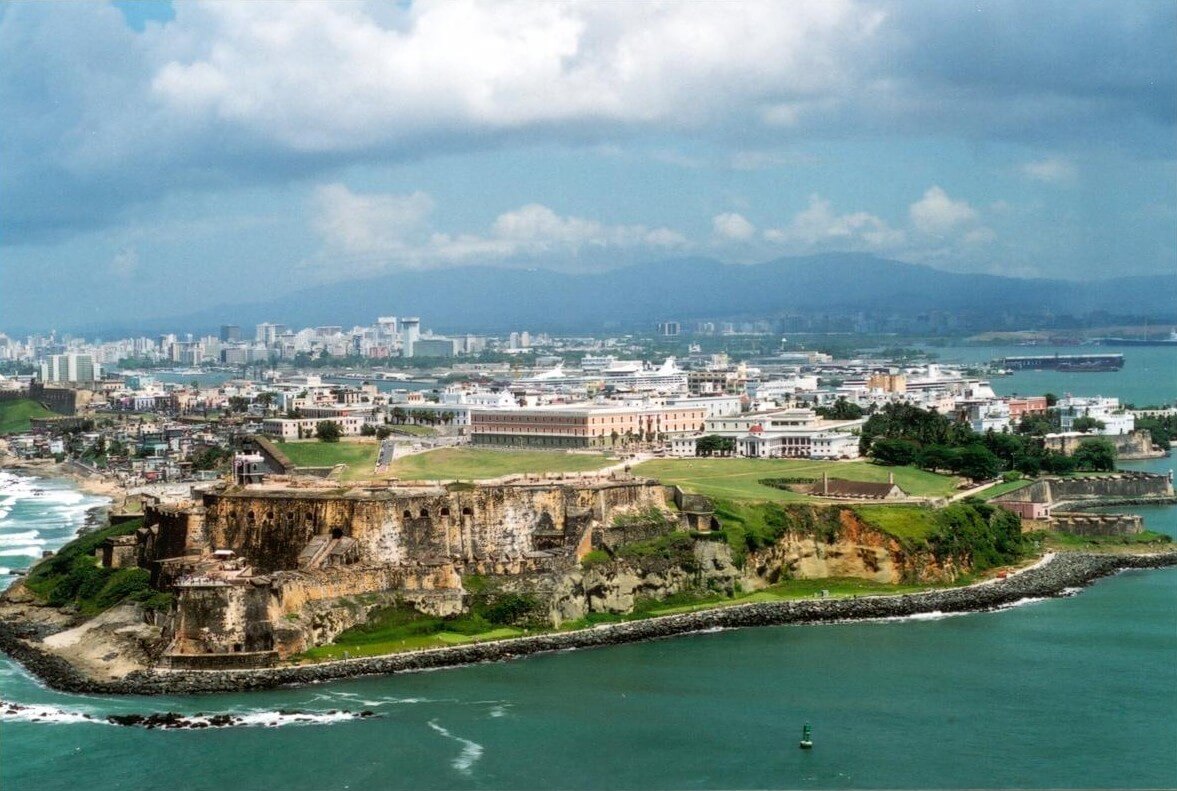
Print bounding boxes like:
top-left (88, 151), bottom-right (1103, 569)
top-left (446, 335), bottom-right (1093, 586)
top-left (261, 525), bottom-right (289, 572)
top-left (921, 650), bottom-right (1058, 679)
top-left (633, 458), bottom-right (959, 501)
top-left (853, 505), bottom-right (941, 543)
top-left (0, 398), bottom-right (56, 435)
top-left (386, 447), bottom-right (616, 480)
top-left (296, 604), bottom-right (524, 661)
top-left (277, 441), bottom-right (379, 481)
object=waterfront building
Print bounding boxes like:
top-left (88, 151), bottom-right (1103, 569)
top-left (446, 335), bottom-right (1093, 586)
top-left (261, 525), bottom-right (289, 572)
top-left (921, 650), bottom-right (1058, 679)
top-left (1057, 396), bottom-right (1135, 435)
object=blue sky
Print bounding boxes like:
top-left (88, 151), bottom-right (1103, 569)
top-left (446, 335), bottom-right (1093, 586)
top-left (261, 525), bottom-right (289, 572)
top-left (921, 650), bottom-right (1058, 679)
top-left (1, 0), bottom-right (1174, 331)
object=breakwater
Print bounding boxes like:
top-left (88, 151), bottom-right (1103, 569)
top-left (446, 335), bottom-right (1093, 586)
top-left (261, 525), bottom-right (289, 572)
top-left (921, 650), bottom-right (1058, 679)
top-left (2, 550), bottom-right (1174, 695)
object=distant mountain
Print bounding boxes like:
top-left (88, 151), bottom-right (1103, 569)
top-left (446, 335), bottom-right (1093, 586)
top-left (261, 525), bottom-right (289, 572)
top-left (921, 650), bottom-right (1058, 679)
top-left (92, 254), bottom-right (1177, 336)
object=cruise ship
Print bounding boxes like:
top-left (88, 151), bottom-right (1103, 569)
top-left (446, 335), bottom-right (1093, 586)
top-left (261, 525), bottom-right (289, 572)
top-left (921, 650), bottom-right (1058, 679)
top-left (515, 357), bottom-right (687, 393)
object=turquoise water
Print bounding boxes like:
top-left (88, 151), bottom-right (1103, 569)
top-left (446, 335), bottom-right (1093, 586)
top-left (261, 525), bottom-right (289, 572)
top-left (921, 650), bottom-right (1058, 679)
top-left (2, 363), bottom-right (1175, 789)
top-left (932, 345), bottom-right (1177, 406)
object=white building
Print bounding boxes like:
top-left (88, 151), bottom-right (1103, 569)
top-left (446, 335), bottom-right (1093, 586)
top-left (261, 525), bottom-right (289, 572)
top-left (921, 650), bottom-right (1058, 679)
top-left (1057, 396), bottom-right (1135, 435)
top-left (700, 408), bottom-right (863, 460)
top-left (261, 416), bottom-right (366, 440)
top-left (40, 353), bottom-right (101, 383)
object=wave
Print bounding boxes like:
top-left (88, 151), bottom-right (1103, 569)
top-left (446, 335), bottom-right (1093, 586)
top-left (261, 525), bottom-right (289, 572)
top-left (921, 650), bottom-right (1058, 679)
top-left (428, 720), bottom-right (485, 775)
top-left (0, 702), bottom-right (107, 726)
top-left (0, 530), bottom-right (43, 544)
top-left (0, 547), bottom-right (43, 558)
top-left (0, 700), bottom-right (379, 729)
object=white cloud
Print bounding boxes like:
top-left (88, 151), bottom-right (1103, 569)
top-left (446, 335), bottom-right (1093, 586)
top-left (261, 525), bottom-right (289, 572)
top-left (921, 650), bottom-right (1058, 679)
top-left (148, 1), bottom-right (873, 152)
top-left (1020, 157), bottom-right (1077, 184)
top-left (712, 212), bottom-right (756, 241)
top-left (764, 194), bottom-right (904, 250)
top-left (310, 185), bottom-right (687, 273)
top-left (109, 247), bottom-right (139, 278)
top-left (312, 184), bottom-right (434, 255)
top-left (909, 186), bottom-right (978, 236)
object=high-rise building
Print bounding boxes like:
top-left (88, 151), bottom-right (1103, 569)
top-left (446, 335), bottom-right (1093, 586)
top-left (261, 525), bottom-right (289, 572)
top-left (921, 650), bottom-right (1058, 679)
top-left (657, 321), bottom-right (681, 337)
top-left (220, 325), bottom-right (242, 342)
top-left (40, 353), bottom-right (101, 383)
top-left (401, 317), bottom-right (421, 357)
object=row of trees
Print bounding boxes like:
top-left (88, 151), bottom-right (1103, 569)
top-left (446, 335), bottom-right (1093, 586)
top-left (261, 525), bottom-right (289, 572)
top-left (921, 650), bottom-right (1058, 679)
top-left (861, 402), bottom-right (1117, 480)
top-left (388, 407), bottom-right (458, 425)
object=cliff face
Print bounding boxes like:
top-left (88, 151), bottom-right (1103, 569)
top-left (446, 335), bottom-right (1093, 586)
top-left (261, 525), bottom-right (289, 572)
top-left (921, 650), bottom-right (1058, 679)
top-left (528, 508), bottom-right (965, 624)
top-left (745, 509), bottom-right (963, 586)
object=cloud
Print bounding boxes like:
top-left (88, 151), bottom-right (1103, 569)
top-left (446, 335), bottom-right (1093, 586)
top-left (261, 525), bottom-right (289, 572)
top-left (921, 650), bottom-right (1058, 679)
top-left (909, 186), bottom-right (978, 236)
top-left (4, 1), bottom-right (1172, 243)
top-left (712, 212), bottom-right (756, 241)
top-left (309, 185), bottom-right (687, 275)
top-left (1020, 156), bottom-right (1078, 184)
top-left (764, 195), bottom-right (904, 250)
top-left (109, 247), bottom-right (139, 278)
top-left (313, 185), bottom-right (434, 255)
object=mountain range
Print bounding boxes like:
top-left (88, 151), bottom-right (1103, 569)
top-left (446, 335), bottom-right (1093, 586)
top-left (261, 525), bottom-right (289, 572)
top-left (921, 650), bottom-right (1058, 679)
top-left (89, 254), bottom-right (1177, 336)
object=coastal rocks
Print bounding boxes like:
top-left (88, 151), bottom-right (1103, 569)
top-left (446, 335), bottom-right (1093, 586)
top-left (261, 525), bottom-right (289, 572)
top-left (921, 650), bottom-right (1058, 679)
top-left (5, 550), bottom-right (1172, 696)
top-left (0, 699), bottom-right (378, 729)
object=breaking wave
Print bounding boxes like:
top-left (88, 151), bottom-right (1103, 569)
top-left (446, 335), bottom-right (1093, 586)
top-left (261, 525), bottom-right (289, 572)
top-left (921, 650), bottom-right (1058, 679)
top-left (0, 699), bottom-right (378, 729)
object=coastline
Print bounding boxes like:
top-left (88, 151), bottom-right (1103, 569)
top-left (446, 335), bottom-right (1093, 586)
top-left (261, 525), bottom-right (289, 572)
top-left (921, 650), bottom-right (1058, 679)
top-left (2, 549), bottom-right (1174, 696)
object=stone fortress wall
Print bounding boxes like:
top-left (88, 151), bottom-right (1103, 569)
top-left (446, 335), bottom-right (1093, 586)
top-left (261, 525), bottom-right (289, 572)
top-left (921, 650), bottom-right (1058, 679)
top-left (139, 478), bottom-right (672, 663)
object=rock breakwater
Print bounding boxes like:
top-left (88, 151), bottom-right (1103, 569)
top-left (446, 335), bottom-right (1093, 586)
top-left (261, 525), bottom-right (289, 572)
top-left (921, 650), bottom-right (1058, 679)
top-left (1, 550), bottom-right (1174, 695)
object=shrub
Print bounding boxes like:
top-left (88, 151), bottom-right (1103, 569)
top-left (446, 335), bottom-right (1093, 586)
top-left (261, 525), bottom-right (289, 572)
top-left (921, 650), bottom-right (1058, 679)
top-left (580, 549), bottom-right (611, 569)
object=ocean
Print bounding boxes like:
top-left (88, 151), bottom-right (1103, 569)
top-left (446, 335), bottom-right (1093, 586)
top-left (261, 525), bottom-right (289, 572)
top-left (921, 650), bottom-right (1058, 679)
top-left (1, 353), bottom-right (1174, 790)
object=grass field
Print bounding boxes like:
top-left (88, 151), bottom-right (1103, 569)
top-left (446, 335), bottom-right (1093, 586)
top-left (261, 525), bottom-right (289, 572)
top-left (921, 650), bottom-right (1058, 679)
top-left (297, 605), bottom-right (524, 661)
top-left (632, 458), bottom-right (960, 501)
top-left (386, 448), bottom-right (616, 480)
top-left (278, 441), bottom-right (379, 481)
top-left (0, 398), bottom-right (56, 435)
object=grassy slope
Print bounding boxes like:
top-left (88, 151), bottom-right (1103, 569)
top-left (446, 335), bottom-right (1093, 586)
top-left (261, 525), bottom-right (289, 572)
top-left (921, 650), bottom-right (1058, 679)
top-left (386, 448), bottom-right (615, 480)
top-left (0, 399), bottom-right (56, 435)
top-left (853, 505), bottom-right (941, 544)
top-left (297, 605), bottom-right (523, 661)
top-left (633, 458), bottom-right (959, 501)
top-left (277, 441), bottom-right (379, 481)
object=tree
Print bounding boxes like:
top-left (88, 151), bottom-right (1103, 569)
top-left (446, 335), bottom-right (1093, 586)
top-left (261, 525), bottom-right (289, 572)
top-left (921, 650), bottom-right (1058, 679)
top-left (1071, 416), bottom-right (1106, 433)
top-left (316, 421), bottom-right (342, 442)
top-left (391, 407), bottom-right (406, 425)
top-left (1044, 393), bottom-right (1059, 407)
top-left (375, 426), bottom-right (392, 440)
top-left (360, 424), bottom-right (376, 437)
top-left (870, 438), bottom-right (919, 466)
top-left (955, 444), bottom-right (1001, 481)
top-left (917, 444), bottom-right (958, 473)
top-left (1073, 438), bottom-right (1116, 472)
top-left (816, 397), bottom-right (864, 420)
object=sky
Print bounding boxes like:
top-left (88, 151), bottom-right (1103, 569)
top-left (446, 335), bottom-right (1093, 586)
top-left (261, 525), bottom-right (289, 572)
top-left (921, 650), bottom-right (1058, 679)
top-left (1, 0), bottom-right (1174, 331)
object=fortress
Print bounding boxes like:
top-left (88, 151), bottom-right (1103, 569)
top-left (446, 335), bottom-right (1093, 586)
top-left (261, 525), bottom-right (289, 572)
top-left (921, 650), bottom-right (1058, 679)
top-left (129, 475), bottom-right (678, 667)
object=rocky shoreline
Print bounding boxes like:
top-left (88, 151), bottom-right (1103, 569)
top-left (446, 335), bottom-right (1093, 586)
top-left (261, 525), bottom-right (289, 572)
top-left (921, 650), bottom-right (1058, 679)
top-left (1, 549), bottom-right (1174, 695)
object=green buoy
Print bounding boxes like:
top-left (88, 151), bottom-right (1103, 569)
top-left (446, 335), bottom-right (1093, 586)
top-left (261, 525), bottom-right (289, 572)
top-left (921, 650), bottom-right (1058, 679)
top-left (799, 723), bottom-right (813, 750)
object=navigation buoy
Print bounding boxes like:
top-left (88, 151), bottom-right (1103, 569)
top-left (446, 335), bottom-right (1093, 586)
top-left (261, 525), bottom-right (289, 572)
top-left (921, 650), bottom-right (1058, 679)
top-left (799, 723), bottom-right (813, 750)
